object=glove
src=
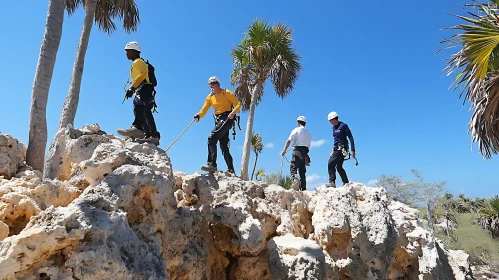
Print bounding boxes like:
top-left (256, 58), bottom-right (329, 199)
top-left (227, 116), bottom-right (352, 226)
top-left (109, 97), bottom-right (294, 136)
top-left (126, 88), bottom-right (135, 98)
top-left (194, 114), bottom-right (200, 122)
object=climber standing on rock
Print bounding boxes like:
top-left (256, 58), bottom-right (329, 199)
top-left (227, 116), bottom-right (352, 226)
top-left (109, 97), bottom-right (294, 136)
top-left (326, 111), bottom-right (355, 188)
top-left (281, 116), bottom-right (312, 191)
top-left (117, 41), bottom-right (161, 146)
top-left (194, 76), bottom-right (241, 174)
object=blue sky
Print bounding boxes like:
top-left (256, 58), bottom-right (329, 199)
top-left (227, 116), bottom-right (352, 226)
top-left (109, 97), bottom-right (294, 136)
top-left (2, 0), bottom-right (497, 197)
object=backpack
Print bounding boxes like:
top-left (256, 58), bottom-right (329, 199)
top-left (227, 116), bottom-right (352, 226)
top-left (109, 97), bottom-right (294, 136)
top-left (136, 58), bottom-right (159, 113)
top-left (141, 58), bottom-right (157, 88)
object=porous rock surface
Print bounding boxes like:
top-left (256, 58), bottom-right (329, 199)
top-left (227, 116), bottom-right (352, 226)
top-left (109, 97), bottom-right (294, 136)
top-left (0, 126), bottom-right (474, 279)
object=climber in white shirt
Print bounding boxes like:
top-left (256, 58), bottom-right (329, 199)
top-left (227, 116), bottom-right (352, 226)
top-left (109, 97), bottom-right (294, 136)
top-left (281, 116), bottom-right (312, 191)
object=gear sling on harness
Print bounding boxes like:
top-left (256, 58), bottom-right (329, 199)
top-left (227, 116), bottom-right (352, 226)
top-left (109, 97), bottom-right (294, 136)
top-left (336, 144), bottom-right (359, 166)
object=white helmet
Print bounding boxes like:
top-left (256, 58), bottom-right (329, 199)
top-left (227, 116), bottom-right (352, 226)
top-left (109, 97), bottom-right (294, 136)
top-left (208, 76), bottom-right (220, 84)
top-left (327, 111), bottom-right (338, 120)
top-left (297, 116), bottom-right (307, 122)
top-left (124, 41), bottom-right (141, 52)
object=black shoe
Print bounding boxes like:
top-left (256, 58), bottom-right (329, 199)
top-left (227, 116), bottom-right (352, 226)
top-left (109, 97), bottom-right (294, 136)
top-left (201, 163), bottom-right (217, 172)
top-left (325, 182), bottom-right (336, 188)
top-left (291, 175), bottom-right (300, 190)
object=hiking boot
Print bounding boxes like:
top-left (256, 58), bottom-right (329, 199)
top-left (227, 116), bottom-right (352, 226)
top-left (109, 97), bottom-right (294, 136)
top-left (227, 169), bottom-right (236, 176)
top-left (117, 126), bottom-right (145, 139)
top-left (325, 182), bottom-right (336, 188)
top-left (201, 163), bottom-right (217, 173)
top-left (291, 176), bottom-right (300, 191)
top-left (134, 136), bottom-right (160, 146)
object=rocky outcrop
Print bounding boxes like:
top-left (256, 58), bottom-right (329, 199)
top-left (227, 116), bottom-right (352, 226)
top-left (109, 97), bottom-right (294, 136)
top-left (0, 133), bottom-right (28, 180)
top-left (0, 128), bottom-right (474, 279)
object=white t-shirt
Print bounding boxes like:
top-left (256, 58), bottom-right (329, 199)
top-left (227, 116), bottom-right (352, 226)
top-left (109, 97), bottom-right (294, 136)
top-left (288, 126), bottom-right (312, 148)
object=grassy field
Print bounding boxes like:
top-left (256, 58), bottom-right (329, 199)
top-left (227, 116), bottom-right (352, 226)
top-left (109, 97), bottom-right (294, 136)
top-left (434, 213), bottom-right (499, 271)
top-left (416, 207), bottom-right (426, 219)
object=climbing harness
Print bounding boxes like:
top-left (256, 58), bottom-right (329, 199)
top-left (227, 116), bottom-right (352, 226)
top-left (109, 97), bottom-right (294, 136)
top-left (211, 113), bottom-right (234, 136)
top-left (165, 119), bottom-right (195, 152)
top-left (122, 71), bottom-right (158, 113)
top-left (122, 80), bottom-right (141, 104)
top-left (211, 89), bottom-right (242, 140)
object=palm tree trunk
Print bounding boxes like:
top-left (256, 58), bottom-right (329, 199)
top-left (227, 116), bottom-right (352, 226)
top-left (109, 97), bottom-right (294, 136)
top-left (251, 152), bottom-right (258, 180)
top-left (58, 0), bottom-right (97, 130)
top-left (26, 0), bottom-right (65, 172)
top-left (240, 83), bottom-right (262, 180)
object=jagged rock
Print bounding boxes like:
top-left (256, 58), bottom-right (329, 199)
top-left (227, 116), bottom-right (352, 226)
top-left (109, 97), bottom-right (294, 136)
top-left (446, 249), bottom-right (475, 280)
top-left (260, 185), bottom-right (313, 238)
top-left (0, 131), bottom-right (176, 279)
top-left (43, 123), bottom-right (113, 181)
top-left (0, 125), bottom-right (475, 280)
top-left (267, 234), bottom-right (326, 279)
top-left (0, 171), bottom-right (81, 241)
top-left (0, 133), bottom-right (26, 179)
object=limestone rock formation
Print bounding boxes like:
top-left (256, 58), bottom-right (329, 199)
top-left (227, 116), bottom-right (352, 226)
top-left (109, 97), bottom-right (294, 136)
top-left (0, 133), bottom-right (27, 180)
top-left (0, 128), bottom-right (474, 280)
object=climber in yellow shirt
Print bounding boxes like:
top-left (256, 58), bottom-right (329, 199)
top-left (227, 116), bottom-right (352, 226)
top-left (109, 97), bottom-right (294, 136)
top-left (194, 76), bottom-right (241, 173)
top-left (117, 41), bottom-right (160, 146)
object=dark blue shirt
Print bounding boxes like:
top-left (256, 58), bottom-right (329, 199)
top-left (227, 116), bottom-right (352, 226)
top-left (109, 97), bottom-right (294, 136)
top-left (333, 122), bottom-right (355, 151)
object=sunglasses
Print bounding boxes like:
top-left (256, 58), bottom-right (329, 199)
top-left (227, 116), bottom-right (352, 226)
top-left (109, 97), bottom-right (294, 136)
top-left (209, 82), bottom-right (218, 85)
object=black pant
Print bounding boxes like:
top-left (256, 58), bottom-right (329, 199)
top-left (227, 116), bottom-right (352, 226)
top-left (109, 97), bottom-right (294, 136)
top-left (207, 113), bottom-right (234, 170)
top-left (132, 86), bottom-right (160, 139)
top-left (328, 150), bottom-right (349, 184)
top-left (290, 147), bottom-right (308, 191)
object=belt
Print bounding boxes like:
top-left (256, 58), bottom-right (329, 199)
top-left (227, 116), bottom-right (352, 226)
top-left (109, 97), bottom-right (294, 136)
top-left (294, 146), bottom-right (309, 152)
top-left (215, 111), bottom-right (232, 116)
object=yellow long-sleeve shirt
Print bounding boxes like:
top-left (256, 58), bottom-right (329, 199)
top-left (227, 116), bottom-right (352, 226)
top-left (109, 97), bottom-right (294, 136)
top-left (130, 58), bottom-right (150, 88)
top-left (197, 89), bottom-right (241, 118)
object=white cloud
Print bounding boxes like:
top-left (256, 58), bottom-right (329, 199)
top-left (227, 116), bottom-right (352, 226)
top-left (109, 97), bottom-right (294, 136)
top-left (306, 174), bottom-right (328, 190)
top-left (265, 142), bottom-right (274, 148)
top-left (306, 174), bottom-right (323, 183)
top-left (310, 139), bottom-right (326, 148)
top-left (367, 179), bottom-right (378, 186)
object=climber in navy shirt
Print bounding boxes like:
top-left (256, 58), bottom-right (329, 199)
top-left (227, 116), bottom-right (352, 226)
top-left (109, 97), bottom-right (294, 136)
top-left (326, 111), bottom-right (356, 188)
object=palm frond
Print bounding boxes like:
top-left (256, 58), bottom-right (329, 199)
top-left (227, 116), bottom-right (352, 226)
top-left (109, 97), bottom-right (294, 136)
top-left (90, 0), bottom-right (140, 34)
top-left (441, 1), bottom-right (499, 158)
top-left (470, 71), bottom-right (499, 157)
top-left (65, 0), bottom-right (83, 15)
top-left (95, 0), bottom-right (116, 34)
top-left (230, 38), bottom-right (264, 111)
top-left (109, 0), bottom-right (140, 33)
top-left (269, 23), bottom-right (301, 98)
top-left (64, 0), bottom-right (140, 34)
top-left (251, 132), bottom-right (263, 153)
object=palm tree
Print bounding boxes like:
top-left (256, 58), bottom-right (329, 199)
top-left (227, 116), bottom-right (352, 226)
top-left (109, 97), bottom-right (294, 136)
top-left (58, 0), bottom-right (140, 130)
top-left (255, 168), bottom-right (265, 181)
top-left (440, 1), bottom-right (499, 158)
top-left (26, 0), bottom-right (66, 172)
top-left (43, 0), bottom-right (140, 179)
top-left (250, 132), bottom-right (263, 180)
top-left (231, 18), bottom-right (301, 180)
